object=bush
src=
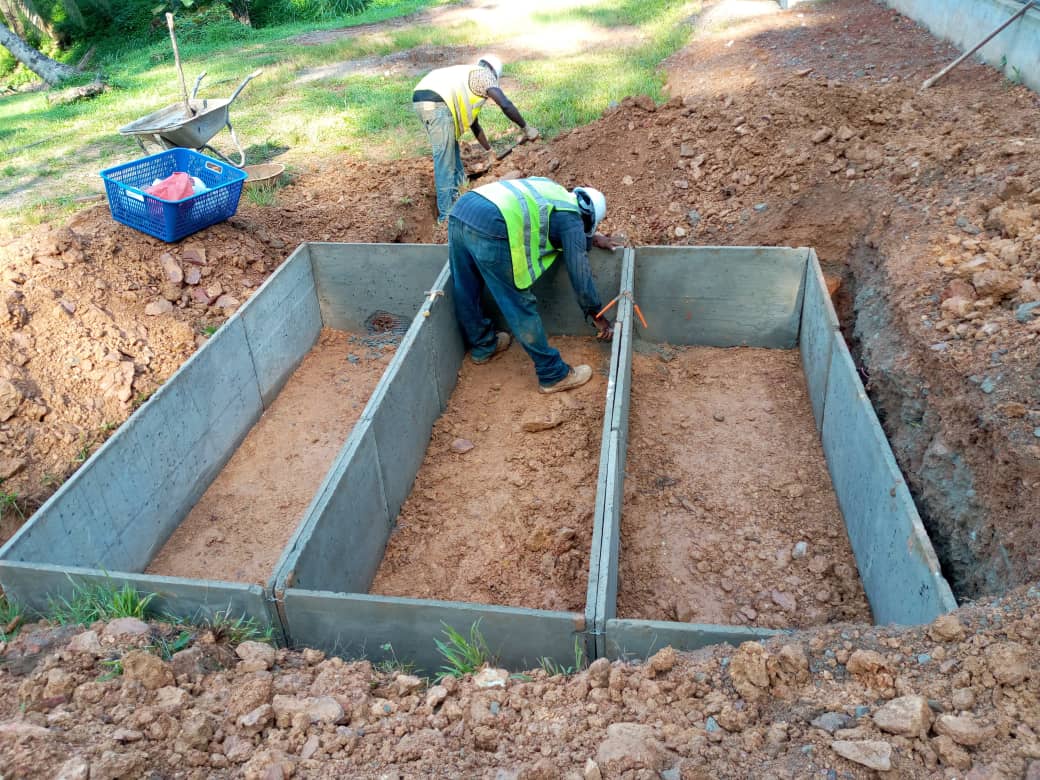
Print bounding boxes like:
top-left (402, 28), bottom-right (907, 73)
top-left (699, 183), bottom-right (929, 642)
top-left (250, 0), bottom-right (371, 27)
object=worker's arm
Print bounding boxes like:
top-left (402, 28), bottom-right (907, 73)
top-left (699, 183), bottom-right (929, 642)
top-left (591, 233), bottom-right (617, 250)
top-left (485, 86), bottom-right (526, 128)
top-left (470, 118), bottom-right (493, 152)
top-left (551, 212), bottom-right (612, 339)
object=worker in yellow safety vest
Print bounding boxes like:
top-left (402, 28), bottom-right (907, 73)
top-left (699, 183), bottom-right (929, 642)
top-left (413, 55), bottom-right (539, 222)
top-left (448, 176), bottom-right (615, 393)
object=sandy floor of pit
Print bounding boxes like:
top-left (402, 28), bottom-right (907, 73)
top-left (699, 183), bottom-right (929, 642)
top-left (369, 335), bottom-right (610, 612)
top-left (617, 346), bottom-right (873, 629)
top-left (146, 329), bottom-right (396, 584)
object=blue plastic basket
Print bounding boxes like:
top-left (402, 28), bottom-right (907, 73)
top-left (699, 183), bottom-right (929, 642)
top-left (100, 148), bottom-right (247, 242)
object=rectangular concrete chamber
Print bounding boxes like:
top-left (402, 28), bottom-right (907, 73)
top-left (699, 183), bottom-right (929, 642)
top-left (0, 243), bottom-right (447, 637)
top-left (590, 247), bottom-right (957, 661)
top-left (273, 249), bottom-right (624, 674)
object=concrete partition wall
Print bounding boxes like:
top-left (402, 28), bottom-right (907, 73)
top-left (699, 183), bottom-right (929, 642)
top-left (803, 256), bottom-right (957, 623)
top-left (885, 0), bottom-right (1040, 93)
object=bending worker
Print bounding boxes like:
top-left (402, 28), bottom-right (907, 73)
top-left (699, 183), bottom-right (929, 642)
top-left (413, 55), bottom-right (539, 222)
top-left (449, 176), bottom-right (614, 394)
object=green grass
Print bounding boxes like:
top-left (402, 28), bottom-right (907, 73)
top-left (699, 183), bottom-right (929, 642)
top-left (0, 481), bottom-right (26, 521)
top-left (0, 594), bottom-right (24, 642)
top-left (48, 577), bottom-right (156, 626)
top-left (538, 637), bottom-right (587, 678)
top-left (1, 0), bottom-right (699, 231)
top-left (434, 620), bottom-right (492, 680)
top-left (169, 607), bottom-right (274, 644)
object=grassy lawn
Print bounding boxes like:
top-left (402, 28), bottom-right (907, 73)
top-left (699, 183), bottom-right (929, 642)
top-left (0, 0), bottom-right (699, 232)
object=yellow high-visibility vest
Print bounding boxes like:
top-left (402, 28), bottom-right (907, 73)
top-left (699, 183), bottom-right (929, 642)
top-left (475, 178), bottom-right (581, 289)
top-left (415, 65), bottom-right (487, 140)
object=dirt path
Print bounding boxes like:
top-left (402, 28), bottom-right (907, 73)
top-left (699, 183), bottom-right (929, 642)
top-left (618, 347), bottom-right (871, 628)
top-left (370, 336), bottom-right (610, 612)
top-left (146, 329), bottom-right (395, 584)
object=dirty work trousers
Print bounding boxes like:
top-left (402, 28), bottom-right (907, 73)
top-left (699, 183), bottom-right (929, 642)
top-left (448, 217), bottom-right (571, 386)
top-left (413, 101), bottom-right (464, 222)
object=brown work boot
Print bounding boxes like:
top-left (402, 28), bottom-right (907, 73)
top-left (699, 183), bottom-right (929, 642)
top-left (470, 331), bottom-right (512, 365)
top-left (539, 364), bottom-right (593, 394)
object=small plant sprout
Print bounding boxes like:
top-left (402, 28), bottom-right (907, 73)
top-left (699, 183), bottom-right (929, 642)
top-left (434, 620), bottom-right (492, 680)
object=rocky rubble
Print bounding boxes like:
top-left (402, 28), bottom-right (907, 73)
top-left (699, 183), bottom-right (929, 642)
top-left (0, 588), bottom-right (1038, 778)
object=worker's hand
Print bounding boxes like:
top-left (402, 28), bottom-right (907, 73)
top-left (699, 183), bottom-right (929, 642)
top-left (591, 233), bottom-right (617, 250)
top-left (522, 125), bottom-right (540, 142)
top-left (594, 315), bottom-right (614, 342)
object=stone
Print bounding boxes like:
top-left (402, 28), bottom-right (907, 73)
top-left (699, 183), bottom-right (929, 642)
top-left (0, 457), bottom-right (25, 480)
top-left (648, 646), bottom-right (677, 675)
top-left (933, 735), bottom-right (972, 770)
top-left (522, 408), bottom-right (567, 433)
top-left (184, 267), bottom-right (202, 285)
top-left (473, 667), bottom-right (509, 688)
top-left (622, 175), bottom-right (634, 185)
top-left (104, 617), bottom-right (150, 638)
top-left (238, 704), bottom-right (273, 734)
top-left (985, 205), bottom-right (1032, 237)
top-left (1026, 761), bottom-right (1040, 780)
top-left (0, 721), bottom-right (50, 738)
top-left (873, 695), bottom-right (932, 737)
top-left (986, 641), bottom-right (1030, 685)
top-left (934, 714), bottom-right (995, 746)
top-left (941, 296), bottom-right (974, 318)
top-left (122, 650), bottom-right (174, 690)
top-left (929, 614), bottom-right (965, 642)
top-left (792, 541), bottom-right (808, 559)
top-left (771, 590), bottom-right (796, 612)
top-left (729, 642), bottom-right (769, 701)
top-left (587, 657), bottom-right (610, 688)
top-left (680, 143), bottom-right (697, 157)
top-left (674, 226), bottom-right (687, 238)
top-left (811, 712), bottom-right (851, 734)
top-left (673, 179), bottom-right (689, 190)
top-left (54, 756), bottom-right (90, 780)
top-left (300, 734), bottom-right (320, 760)
top-left (394, 673), bottom-right (424, 695)
top-left (583, 758), bottom-right (602, 780)
top-left (1015, 301), bottom-right (1040, 323)
top-left (596, 723), bottom-right (674, 773)
top-left (812, 127), bottom-right (834, 144)
top-left (224, 735), bottom-right (254, 763)
top-left (156, 685), bottom-right (189, 712)
top-left (0, 378), bottom-right (23, 421)
top-left (182, 245), bottom-right (207, 265)
top-left (144, 299), bottom-right (173, 316)
top-left (836, 125), bottom-right (856, 142)
top-left (89, 750), bottom-right (145, 780)
top-left (67, 630), bottom-right (102, 655)
top-left (159, 252), bottom-right (183, 285)
top-left (112, 728), bottom-right (143, 743)
top-left (830, 740), bottom-right (892, 771)
top-left (451, 438), bottom-right (475, 454)
top-left (687, 209), bottom-right (701, 226)
top-left (425, 685), bottom-right (448, 709)
top-left (236, 640), bottom-right (276, 672)
top-left (972, 270), bottom-right (1019, 300)
top-left (215, 294), bottom-right (240, 311)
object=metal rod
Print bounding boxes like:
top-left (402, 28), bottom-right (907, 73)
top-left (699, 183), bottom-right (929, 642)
top-left (921, 1), bottom-right (1036, 90)
top-left (165, 12), bottom-right (195, 117)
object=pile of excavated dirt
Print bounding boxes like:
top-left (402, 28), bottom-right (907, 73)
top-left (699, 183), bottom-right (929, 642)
top-left (371, 337), bottom-right (610, 612)
top-left (1, 590), bottom-right (1038, 779)
top-left (618, 348), bottom-right (871, 629)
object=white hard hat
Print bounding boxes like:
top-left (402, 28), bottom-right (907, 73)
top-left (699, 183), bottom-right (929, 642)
top-left (478, 54), bottom-right (503, 79)
top-left (573, 187), bottom-right (607, 236)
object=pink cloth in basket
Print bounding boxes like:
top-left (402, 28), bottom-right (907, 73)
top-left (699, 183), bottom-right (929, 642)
top-left (145, 172), bottom-right (194, 201)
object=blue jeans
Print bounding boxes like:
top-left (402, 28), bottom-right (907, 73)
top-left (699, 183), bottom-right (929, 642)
top-left (414, 102), bottom-right (464, 222)
top-left (448, 217), bottom-right (571, 386)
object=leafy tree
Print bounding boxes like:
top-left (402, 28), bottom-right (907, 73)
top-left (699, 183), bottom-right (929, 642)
top-left (0, 0), bottom-right (108, 86)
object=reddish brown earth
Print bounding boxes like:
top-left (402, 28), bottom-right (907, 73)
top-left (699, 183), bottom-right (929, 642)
top-left (146, 329), bottom-right (396, 585)
top-left (618, 348), bottom-right (871, 629)
top-left (2, 0), bottom-right (1040, 775)
top-left (371, 336), bottom-right (610, 612)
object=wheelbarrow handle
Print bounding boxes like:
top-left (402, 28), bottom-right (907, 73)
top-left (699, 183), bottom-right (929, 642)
top-left (228, 69), bottom-right (262, 104)
top-left (190, 71), bottom-right (207, 100)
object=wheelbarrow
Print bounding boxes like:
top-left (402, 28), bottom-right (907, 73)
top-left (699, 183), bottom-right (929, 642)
top-left (118, 69), bottom-right (261, 167)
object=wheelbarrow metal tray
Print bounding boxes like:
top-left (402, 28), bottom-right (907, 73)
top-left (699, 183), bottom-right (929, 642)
top-left (119, 99), bottom-right (231, 149)
top-left (99, 147), bottom-right (246, 242)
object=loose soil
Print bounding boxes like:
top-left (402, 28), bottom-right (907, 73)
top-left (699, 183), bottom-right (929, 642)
top-left (146, 329), bottom-right (396, 585)
top-left (369, 336), bottom-right (610, 612)
top-left (618, 348), bottom-right (871, 628)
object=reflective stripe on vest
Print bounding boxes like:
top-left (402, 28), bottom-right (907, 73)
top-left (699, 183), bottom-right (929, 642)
top-left (414, 65), bottom-right (486, 139)
top-left (474, 177), bottom-right (581, 289)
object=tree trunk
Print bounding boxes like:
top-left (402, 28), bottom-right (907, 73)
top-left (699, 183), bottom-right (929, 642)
top-left (229, 0), bottom-right (251, 26)
top-left (0, 22), bottom-right (77, 86)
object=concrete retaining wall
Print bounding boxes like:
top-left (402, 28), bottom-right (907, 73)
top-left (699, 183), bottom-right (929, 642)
top-left (885, 0), bottom-right (1040, 92)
